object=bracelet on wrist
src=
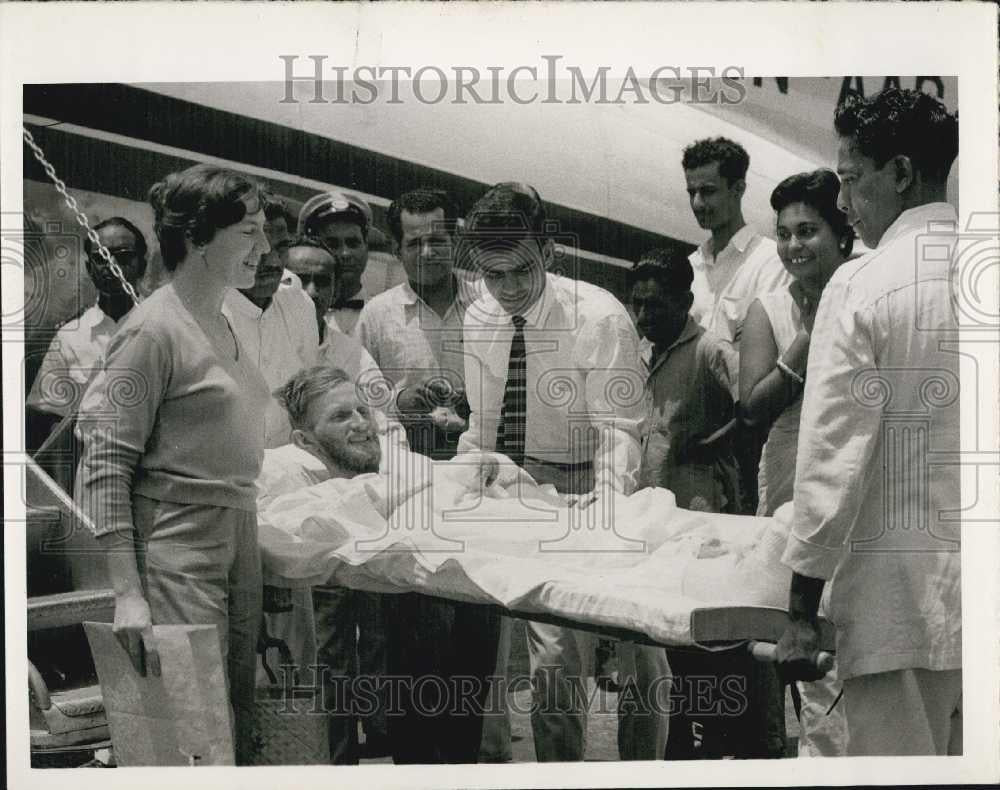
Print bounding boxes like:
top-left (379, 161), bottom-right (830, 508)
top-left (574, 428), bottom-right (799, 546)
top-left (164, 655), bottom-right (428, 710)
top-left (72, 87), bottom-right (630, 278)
top-left (776, 358), bottom-right (805, 385)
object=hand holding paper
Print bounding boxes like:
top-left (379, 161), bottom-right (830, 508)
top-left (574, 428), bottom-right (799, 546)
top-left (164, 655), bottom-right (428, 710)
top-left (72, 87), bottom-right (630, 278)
top-left (113, 592), bottom-right (161, 678)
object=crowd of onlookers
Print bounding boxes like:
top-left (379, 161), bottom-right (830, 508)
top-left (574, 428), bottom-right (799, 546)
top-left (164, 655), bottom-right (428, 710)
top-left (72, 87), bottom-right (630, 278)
top-left (26, 86), bottom-right (962, 763)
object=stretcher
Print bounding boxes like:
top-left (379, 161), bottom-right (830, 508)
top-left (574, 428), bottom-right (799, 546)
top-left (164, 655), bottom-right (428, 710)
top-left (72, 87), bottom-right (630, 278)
top-left (25, 452), bottom-right (835, 766)
top-left (24, 450), bottom-right (836, 674)
top-left (255, 449), bottom-right (838, 658)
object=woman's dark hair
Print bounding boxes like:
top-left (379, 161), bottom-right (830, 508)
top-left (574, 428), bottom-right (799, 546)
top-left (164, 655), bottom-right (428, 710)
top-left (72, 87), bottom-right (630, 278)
top-left (84, 216), bottom-right (148, 260)
top-left (148, 164), bottom-right (261, 271)
top-left (770, 169), bottom-right (854, 258)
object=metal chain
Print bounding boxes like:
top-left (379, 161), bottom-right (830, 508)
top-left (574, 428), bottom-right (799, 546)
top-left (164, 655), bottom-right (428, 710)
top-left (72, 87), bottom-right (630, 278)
top-left (22, 127), bottom-right (141, 306)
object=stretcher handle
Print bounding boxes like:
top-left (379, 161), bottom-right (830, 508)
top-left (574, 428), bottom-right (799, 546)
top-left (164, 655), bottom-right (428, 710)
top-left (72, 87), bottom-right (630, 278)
top-left (747, 640), bottom-right (834, 674)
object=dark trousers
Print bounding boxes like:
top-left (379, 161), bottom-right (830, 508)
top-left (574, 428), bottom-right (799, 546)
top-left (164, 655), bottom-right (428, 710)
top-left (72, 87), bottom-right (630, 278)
top-left (664, 646), bottom-right (786, 759)
top-left (313, 588), bottom-right (388, 764)
top-left (383, 593), bottom-right (502, 764)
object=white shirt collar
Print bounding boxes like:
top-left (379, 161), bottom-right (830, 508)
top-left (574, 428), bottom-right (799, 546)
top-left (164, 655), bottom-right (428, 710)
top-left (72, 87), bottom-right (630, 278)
top-left (81, 303), bottom-right (122, 334)
top-left (478, 272), bottom-right (553, 328)
top-left (224, 288), bottom-right (265, 319)
top-left (876, 202), bottom-right (957, 250)
top-left (699, 223), bottom-right (757, 263)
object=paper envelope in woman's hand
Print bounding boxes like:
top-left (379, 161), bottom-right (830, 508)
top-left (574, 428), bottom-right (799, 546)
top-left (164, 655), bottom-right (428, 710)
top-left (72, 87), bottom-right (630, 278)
top-left (83, 622), bottom-right (235, 766)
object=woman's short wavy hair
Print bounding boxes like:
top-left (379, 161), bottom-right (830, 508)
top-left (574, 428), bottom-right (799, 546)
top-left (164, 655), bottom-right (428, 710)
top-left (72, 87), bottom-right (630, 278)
top-left (148, 164), bottom-right (262, 271)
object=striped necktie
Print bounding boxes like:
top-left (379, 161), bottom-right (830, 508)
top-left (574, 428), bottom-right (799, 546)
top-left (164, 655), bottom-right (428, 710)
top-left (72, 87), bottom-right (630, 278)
top-left (496, 315), bottom-right (527, 467)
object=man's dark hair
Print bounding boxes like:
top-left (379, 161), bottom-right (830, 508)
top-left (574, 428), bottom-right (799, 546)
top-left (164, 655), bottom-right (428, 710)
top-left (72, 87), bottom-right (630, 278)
top-left (84, 216), bottom-right (148, 260)
top-left (682, 137), bottom-right (750, 184)
top-left (465, 182), bottom-right (547, 238)
top-left (261, 190), bottom-right (291, 225)
top-left (770, 169), bottom-right (854, 258)
top-left (386, 188), bottom-right (460, 244)
top-left (629, 248), bottom-right (694, 295)
top-left (286, 235), bottom-right (338, 290)
top-left (834, 88), bottom-right (958, 183)
top-left (459, 182), bottom-right (549, 270)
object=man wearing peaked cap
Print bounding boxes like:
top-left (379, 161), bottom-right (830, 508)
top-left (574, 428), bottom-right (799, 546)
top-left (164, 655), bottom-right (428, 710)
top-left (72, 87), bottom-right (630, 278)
top-left (298, 190), bottom-right (373, 234)
top-left (299, 191), bottom-right (373, 336)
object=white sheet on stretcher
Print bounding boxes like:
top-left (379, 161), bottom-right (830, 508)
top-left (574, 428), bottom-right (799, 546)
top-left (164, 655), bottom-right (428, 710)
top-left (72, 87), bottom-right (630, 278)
top-left (257, 450), bottom-right (794, 648)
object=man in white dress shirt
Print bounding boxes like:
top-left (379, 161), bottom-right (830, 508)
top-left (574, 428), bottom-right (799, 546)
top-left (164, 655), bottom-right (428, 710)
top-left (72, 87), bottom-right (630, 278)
top-left (357, 187), bottom-right (473, 460)
top-left (682, 136), bottom-right (790, 349)
top-left (223, 193), bottom-right (320, 448)
top-left (777, 88), bottom-right (961, 756)
top-left (458, 182), bottom-right (670, 762)
top-left (682, 139), bottom-right (794, 756)
top-left (28, 217), bottom-right (147, 423)
top-left (26, 217), bottom-right (148, 490)
top-left (684, 138), bottom-right (791, 520)
top-left (299, 190), bottom-right (373, 336)
top-left (358, 187), bottom-right (508, 763)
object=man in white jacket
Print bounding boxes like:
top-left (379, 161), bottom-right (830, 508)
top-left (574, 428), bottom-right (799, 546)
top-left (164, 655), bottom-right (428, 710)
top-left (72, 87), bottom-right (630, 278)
top-left (777, 87), bottom-right (961, 756)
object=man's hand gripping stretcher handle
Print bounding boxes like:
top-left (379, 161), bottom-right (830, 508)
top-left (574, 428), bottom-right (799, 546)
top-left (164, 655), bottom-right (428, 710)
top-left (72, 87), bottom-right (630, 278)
top-left (768, 571), bottom-right (833, 681)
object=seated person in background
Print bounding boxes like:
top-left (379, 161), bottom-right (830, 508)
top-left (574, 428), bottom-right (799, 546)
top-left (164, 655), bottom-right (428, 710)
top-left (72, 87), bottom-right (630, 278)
top-left (298, 191), bottom-right (372, 336)
top-left (27, 217), bottom-right (147, 447)
top-left (223, 193), bottom-right (319, 449)
top-left (263, 365), bottom-right (502, 765)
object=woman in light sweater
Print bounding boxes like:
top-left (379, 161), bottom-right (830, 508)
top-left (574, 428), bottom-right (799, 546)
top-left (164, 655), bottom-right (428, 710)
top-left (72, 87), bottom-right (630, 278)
top-left (77, 164), bottom-right (271, 764)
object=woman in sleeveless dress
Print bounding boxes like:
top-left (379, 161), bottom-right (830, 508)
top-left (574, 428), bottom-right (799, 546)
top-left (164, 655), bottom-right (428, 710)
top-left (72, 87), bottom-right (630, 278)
top-left (739, 169), bottom-right (854, 757)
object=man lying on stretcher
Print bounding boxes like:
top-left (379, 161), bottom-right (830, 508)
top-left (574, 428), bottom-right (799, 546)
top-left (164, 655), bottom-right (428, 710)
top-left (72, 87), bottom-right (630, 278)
top-left (256, 361), bottom-right (810, 614)
top-left (256, 364), bottom-right (528, 764)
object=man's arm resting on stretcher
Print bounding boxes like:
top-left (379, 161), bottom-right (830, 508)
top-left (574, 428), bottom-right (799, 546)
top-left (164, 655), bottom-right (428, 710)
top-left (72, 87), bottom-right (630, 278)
top-left (775, 571), bottom-right (827, 681)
